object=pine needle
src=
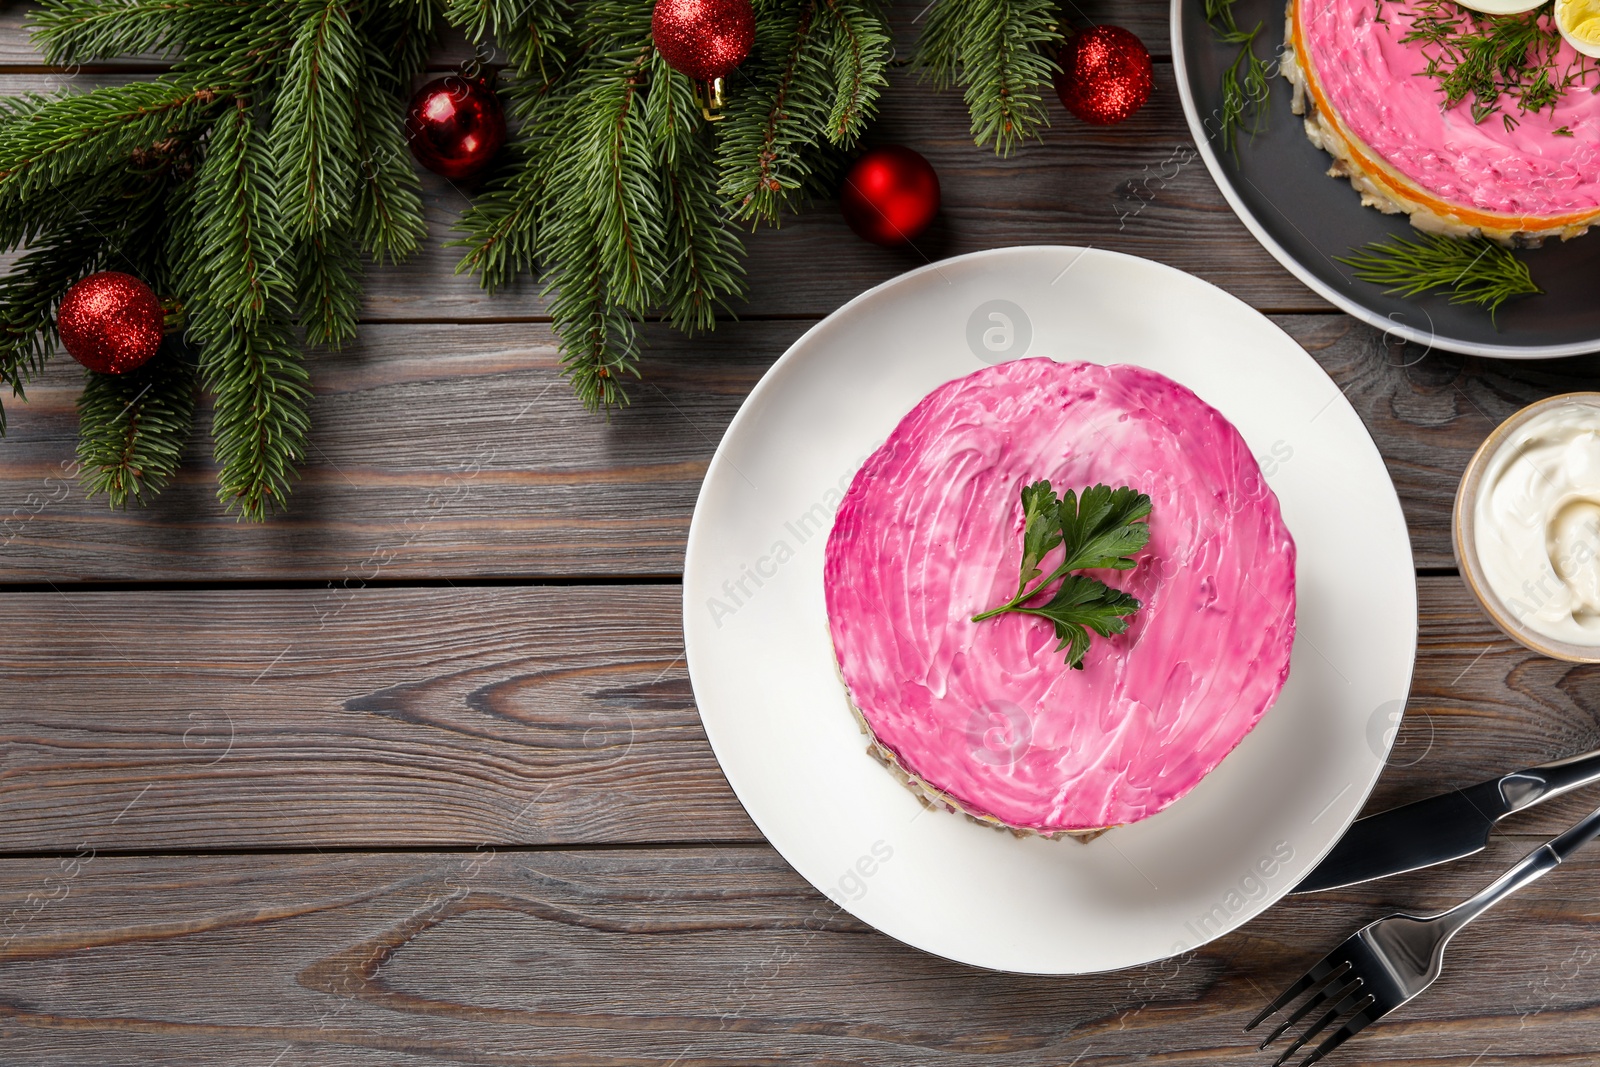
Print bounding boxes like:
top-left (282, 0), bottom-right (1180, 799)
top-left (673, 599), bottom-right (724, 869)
top-left (1337, 233), bottom-right (1542, 319)
top-left (76, 343), bottom-right (197, 508)
top-left (5, 0), bottom-right (428, 517)
top-left (913, 0), bottom-right (1061, 156)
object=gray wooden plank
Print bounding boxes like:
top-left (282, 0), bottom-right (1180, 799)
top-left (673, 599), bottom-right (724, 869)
top-left (0, 319), bottom-right (768, 581)
top-left (1, 316), bottom-right (1593, 581)
top-left (4, 578), bottom-right (1600, 853)
top-left (1, 841), bottom-right (1598, 1065)
top-left (0, 585), bottom-right (755, 852)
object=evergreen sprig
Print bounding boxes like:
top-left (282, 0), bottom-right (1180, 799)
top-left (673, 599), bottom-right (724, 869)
top-left (913, 0), bottom-right (1061, 156)
top-left (1337, 233), bottom-right (1543, 319)
top-left (76, 344), bottom-right (198, 507)
top-left (4, 0), bottom-right (903, 502)
top-left (449, 0), bottom-right (888, 409)
top-left (1204, 0), bottom-right (1272, 156)
top-left (2, 0), bottom-right (435, 518)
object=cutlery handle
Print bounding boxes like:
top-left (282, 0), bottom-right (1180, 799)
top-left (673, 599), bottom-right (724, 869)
top-left (1501, 747), bottom-right (1600, 813)
top-left (1437, 801), bottom-right (1600, 936)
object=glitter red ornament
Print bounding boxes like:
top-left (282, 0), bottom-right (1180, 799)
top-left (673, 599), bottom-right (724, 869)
top-left (839, 145), bottom-right (941, 246)
top-left (405, 75), bottom-right (506, 180)
top-left (1053, 25), bottom-right (1153, 126)
top-left (56, 271), bottom-right (164, 375)
top-left (652, 0), bottom-right (756, 82)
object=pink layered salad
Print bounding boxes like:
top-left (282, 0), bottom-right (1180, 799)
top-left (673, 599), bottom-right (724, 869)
top-left (823, 360), bottom-right (1297, 833)
top-left (1302, 0), bottom-right (1600, 217)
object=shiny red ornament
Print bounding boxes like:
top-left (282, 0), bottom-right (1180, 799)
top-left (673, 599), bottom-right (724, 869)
top-left (405, 76), bottom-right (506, 180)
top-left (1054, 25), bottom-right (1153, 125)
top-left (652, 0), bottom-right (756, 82)
top-left (839, 145), bottom-right (941, 246)
top-left (56, 271), bottom-right (164, 375)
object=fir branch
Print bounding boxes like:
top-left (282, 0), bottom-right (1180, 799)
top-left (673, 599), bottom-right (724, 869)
top-left (173, 97), bottom-right (309, 517)
top-left (646, 55), bottom-right (744, 333)
top-left (177, 97), bottom-right (291, 335)
top-left (1337, 233), bottom-right (1542, 318)
top-left (450, 146), bottom-right (544, 291)
top-left (717, 0), bottom-right (836, 223)
top-left (0, 224), bottom-right (102, 432)
top-left (271, 0), bottom-right (362, 236)
top-left (816, 0), bottom-right (890, 143)
top-left (76, 343), bottom-right (197, 507)
top-left (350, 41), bottom-right (426, 262)
top-left (446, 0), bottom-right (571, 80)
top-left (554, 42), bottom-right (661, 314)
top-left (0, 75), bottom-right (224, 211)
top-left (913, 0), bottom-right (1060, 155)
top-left (295, 229), bottom-right (363, 347)
top-left (546, 242), bottom-right (641, 410)
top-left (203, 317), bottom-right (311, 520)
top-left (30, 0), bottom-right (184, 64)
top-left (540, 23), bottom-right (662, 408)
top-left (364, 0), bottom-right (437, 95)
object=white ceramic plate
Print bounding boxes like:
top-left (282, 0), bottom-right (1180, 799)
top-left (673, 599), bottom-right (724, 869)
top-left (683, 247), bottom-right (1417, 974)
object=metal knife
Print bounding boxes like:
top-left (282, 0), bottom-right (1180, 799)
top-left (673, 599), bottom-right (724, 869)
top-left (1293, 746), bottom-right (1600, 894)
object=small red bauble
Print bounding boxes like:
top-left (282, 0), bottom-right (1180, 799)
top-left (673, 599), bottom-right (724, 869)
top-left (839, 145), bottom-right (941, 246)
top-left (1054, 25), bottom-right (1153, 125)
top-left (652, 0), bottom-right (756, 82)
top-left (405, 75), bottom-right (506, 180)
top-left (56, 271), bottom-right (164, 375)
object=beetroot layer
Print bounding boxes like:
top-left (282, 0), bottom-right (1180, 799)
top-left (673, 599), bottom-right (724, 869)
top-left (823, 359), bottom-right (1297, 833)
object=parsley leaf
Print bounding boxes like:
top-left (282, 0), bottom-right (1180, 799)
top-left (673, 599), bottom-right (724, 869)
top-left (1058, 483), bottom-right (1153, 572)
top-left (973, 480), bottom-right (1152, 669)
top-left (1015, 480), bottom-right (1064, 593)
top-left (1020, 574), bottom-right (1144, 669)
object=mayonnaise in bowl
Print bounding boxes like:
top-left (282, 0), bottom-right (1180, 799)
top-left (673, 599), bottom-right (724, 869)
top-left (1458, 395), bottom-right (1600, 660)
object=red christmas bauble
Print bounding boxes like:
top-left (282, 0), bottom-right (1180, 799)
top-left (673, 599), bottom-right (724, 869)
top-left (1054, 26), bottom-right (1153, 125)
top-left (839, 145), bottom-right (941, 246)
top-left (56, 271), bottom-right (164, 375)
top-left (652, 0), bottom-right (756, 82)
top-left (405, 76), bottom-right (506, 180)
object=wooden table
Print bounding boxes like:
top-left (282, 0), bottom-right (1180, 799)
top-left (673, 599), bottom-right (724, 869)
top-left (4, 2), bottom-right (1600, 1064)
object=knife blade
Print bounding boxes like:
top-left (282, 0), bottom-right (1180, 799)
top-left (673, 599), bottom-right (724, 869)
top-left (1294, 746), bottom-right (1600, 894)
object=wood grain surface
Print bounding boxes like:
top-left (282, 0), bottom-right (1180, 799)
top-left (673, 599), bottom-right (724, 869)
top-left (1, 841), bottom-right (1598, 1066)
top-left (5, 314), bottom-right (1600, 579)
top-left (4, 2), bottom-right (1600, 1065)
top-left (4, 578), bottom-right (1600, 853)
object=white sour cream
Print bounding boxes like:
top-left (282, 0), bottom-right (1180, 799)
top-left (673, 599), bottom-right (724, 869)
top-left (1474, 402), bottom-right (1600, 647)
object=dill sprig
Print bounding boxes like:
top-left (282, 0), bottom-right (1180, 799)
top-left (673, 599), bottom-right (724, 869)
top-left (1387, 0), bottom-right (1598, 130)
top-left (1205, 0), bottom-right (1274, 155)
top-left (1337, 233), bottom-right (1543, 319)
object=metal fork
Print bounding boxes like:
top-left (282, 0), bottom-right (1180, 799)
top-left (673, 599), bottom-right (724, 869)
top-left (1246, 801), bottom-right (1600, 1067)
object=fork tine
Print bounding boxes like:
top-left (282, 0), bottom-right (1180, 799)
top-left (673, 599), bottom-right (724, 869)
top-left (1273, 991), bottom-right (1375, 1067)
top-left (1294, 1006), bottom-right (1379, 1067)
top-left (1245, 958), bottom-right (1351, 1033)
top-left (1258, 975), bottom-right (1360, 1050)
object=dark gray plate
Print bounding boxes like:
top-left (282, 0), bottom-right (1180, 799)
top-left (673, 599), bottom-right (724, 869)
top-left (1172, 0), bottom-right (1600, 356)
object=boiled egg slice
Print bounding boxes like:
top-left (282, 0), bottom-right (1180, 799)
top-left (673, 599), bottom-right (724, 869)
top-left (1558, 0), bottom-right (1600, 58)
top-left (1451, 0), bottom-right (1547, 13)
